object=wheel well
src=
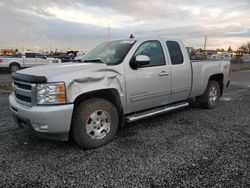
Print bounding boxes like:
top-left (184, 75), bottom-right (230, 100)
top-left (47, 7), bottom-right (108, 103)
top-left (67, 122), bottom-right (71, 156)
top-left (9, 62), bottom-right (20, 68)
top-left (73, 89), bottom-right (124, 126)
top-left (209, 74), bottom-right (224, 96)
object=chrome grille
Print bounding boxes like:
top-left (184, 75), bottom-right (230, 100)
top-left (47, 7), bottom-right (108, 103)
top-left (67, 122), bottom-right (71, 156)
top-left (13, 80), bottom-right (36, 106)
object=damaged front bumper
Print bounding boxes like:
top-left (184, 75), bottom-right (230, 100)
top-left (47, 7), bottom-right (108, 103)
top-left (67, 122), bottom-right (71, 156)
top-left (9, 93), bottom-right (74, 141)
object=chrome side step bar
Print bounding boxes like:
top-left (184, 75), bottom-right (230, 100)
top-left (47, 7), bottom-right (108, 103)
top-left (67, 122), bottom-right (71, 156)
top-left (125, 102), bottom-right (189, 123)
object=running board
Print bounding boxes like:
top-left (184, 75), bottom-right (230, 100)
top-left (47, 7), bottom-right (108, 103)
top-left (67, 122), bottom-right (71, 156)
top-left (125, 102), bottom-right (189, 123)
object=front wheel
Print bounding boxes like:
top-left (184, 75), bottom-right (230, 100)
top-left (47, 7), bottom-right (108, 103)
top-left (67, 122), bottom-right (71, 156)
top-left (199, 80), bottom-right (221, 109)
top-left (9, 64), bottom-right (20, 73)
top-left (71, 98), bottom-right (119, 149)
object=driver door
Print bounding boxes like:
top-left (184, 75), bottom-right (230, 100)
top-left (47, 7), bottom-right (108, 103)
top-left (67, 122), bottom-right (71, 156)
top-left (124, 40), bottom-right (171, 113)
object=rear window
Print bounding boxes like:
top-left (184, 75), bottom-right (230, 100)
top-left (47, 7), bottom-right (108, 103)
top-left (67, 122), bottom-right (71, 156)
top-left (166, 41), bottom-right (184, 65)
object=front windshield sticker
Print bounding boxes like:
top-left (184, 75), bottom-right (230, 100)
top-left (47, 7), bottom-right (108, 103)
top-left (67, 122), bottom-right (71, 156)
top-left (120, 40), bottom-right (136, 44)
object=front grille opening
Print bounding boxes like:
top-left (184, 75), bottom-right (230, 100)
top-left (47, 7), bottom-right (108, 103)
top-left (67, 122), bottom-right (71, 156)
top-left (14, 82), bottom-right (32, 90)
top-left (16, 94), bottom-right (31, 103)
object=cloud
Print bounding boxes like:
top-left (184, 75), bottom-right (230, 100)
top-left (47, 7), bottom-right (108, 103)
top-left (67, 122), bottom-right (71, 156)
top-left (0, 0), bottom-right (249, 51)
top-left (43, 6), bottom-right (137, 28)
top-left (225, 29), bottom-right (250, 36)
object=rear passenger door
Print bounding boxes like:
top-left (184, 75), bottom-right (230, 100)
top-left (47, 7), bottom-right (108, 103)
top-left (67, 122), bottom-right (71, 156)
top-left (36, 54), bottom-right (49, 65)
top-left (24, 53), bottom-right (37, 67)
top-left (166, 41), bottom-right (192, 103)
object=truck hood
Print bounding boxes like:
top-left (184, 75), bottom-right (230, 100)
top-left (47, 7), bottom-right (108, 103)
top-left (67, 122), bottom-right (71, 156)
top-left (17, 63), bottom-right (108, 79)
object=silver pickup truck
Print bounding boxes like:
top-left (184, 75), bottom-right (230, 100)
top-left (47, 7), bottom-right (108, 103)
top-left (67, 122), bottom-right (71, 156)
top-left (9, 37), bottom-right (230, 148)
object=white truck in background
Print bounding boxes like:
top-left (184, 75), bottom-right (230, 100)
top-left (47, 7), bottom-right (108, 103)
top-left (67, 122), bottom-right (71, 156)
top-left (0, 52), bottom-right (61, 73)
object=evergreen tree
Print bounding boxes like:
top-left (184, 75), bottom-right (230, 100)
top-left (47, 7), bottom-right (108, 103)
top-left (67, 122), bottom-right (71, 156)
top-left (227, 46), bottom-right (233, 53)
top-left (238, 42), bottom-right (250, 54)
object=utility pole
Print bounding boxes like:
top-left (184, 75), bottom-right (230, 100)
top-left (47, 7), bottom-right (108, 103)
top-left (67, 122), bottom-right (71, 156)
top-left (69, 28), bottom-right (72, 50)
top-left (108, 24), bottom-right (111, 40)
top-left (49, 37), bottom-right (52, 52)
top-left (203, 36), bottom-right (207, 59)
top-left (203, 36), bottom-right (207, 51)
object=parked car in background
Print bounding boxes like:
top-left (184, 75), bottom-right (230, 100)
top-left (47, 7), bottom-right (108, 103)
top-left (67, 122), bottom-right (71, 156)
top-left (74, 51), bottom-right (85, 62)
top-left (52, 50), bottom-right (78, 63)
top-left (0, 52), bottom-right (61, 72)
top-left (243, 54), bottom-right (250, 63)
top-left (207, 52), bottom-right (231, 60)
top-left (52, 53), bottom-right (73, 63)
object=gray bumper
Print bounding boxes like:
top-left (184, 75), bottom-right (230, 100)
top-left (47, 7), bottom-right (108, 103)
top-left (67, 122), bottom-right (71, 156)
top-left (9, 93), bottom-right (74, 141)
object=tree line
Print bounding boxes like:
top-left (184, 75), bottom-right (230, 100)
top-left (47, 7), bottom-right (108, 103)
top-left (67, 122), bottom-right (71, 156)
top-left (238, 42), bottom-right (250, 54)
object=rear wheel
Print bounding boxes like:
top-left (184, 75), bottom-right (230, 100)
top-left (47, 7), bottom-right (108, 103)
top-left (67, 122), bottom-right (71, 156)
top-left (71, 98), bottom-right (119, 149)
top-left (199, 80), bottom-right (221, 109)
top-left (9, 64), bottom-right (20, 73)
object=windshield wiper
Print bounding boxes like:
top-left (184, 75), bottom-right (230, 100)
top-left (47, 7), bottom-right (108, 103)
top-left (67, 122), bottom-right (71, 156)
top-left (83, 59), bottom-right (104, 63)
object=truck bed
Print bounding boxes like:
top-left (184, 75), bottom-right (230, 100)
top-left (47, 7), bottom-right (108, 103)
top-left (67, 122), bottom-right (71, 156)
top-left (190, 59), bottom-right (230, 98)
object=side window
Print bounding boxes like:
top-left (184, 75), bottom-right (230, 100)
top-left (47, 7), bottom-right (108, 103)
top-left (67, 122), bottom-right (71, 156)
top-left (36, 54), bottom-right (47, 59)
top-left (134, 40), bottom-right (165, 67)
top-left (166, 41), bottom-right (184, 65)
top-left (25, 53), bottom-right (36, 58)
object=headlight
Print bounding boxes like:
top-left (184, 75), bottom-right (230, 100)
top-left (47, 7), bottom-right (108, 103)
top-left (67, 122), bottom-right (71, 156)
top-left (37, 82), bottom-right (66, 105)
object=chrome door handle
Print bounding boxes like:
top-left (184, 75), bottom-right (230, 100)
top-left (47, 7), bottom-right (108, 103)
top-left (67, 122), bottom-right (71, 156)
top-left (159, 71), bottom-right (169, 76)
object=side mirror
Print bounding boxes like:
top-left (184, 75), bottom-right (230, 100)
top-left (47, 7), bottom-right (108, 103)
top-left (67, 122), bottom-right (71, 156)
top-left (130, 55), bottom-right (150, 69)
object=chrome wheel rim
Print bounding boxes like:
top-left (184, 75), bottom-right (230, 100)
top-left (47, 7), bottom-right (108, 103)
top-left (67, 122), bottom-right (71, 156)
top-left (209, 86), bottom-right (218, 104)
top-left (85, 110), bottom-right (111, 140)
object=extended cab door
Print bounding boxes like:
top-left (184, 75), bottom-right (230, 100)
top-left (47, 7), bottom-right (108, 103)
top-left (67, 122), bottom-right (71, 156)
top-left (124, 40), bottom-right (171, 113)
top-left (23, 53), bottom-right (37, 67)
top-left (24, 53), bottom-right (49, 67)
top-left (165, 40), bottom-right (192, 103)
top-left (36, 54), bottom-right (50, 65)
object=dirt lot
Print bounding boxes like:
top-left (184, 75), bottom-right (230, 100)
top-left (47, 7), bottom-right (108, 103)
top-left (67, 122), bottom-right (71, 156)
top-left (0, 72), bottom-right (249, 187)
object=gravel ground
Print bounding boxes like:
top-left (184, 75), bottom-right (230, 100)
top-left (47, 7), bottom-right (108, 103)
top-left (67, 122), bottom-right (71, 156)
top-left (0, 84), bottom-right (250, 187)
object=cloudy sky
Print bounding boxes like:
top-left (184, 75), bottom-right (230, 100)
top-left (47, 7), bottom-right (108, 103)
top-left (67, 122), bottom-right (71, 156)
top-left (0, 0), bottom-right (249, 51)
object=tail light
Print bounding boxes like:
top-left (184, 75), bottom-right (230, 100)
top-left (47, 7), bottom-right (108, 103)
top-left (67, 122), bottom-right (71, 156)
top-left (0, 59), bottom-right (3, 63)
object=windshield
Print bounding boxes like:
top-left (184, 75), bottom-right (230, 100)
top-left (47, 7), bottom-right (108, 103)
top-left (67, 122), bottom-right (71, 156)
top-left (83, 40), bottom-right (136, 65)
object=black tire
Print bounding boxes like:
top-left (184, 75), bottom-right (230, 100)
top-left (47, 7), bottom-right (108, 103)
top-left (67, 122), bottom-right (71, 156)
top-left (199, 80), bottom-right (221, 109)
top-left (9, 63), bottom-right (20, 73)
top-left (71, 98), bottom-right (119, 149)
